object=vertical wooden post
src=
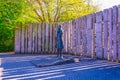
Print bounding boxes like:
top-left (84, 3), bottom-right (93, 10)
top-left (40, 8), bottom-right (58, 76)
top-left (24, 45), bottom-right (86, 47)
top-left (103, 9), bottom-right (109, 59)
top-left (92, 13), bottom-right (96, 58)
top-left (48, 23), bottom-right (50, 53)
top-left (108, 8), bottom-right (113, 61)
top-left (33, 23), bottom-right (36, 54)
top-left (76, 19), bottom-right (78, 55)
top-left (81, 17), bottom-right (84, 56)
top-left (50, 24), bottom-right (53, 53)
top-left (53, 23), bottom-right (57, 54)
top-left (34, 23), bottom-right (38, 53)
top-left (64, 23), bottom-right (68, 53)
top-left (19, 25), bottom-right (22, 53)
top-left (75, 20), bottom-right (77, 55)
top-left (38, 23), bottom-right (42, 53)
top-left (25, 25), bottom-right (28, 53)
top-left (79, 19), bottom-right (82, 56)
top-left (76, 19), bottom-right (79, 55)
top-left (62, 23), bottom-right (65, 53)
top-left (77, 18), bottom-right (81, 55)
top-left (46, 23), bottom-right (49, 53)
top-left (82, 16), bottom-right (87, 56)
top-left (28, 24), bottom-right (32, 53)
top-left (70, 21), bottom-right (72, 54)
top-left (36, 23), bottom-right (39, 53)
top-left (72, 20), bottom-right (76, 55)
top-left (66, 22), bottom-right (68, 53)
top-left (15, 25), bottom-right (21, 53)
top-left (95, 11), bottom-right (103, 58)
top-left (112, 6), bottom-right (118, 61)
top-left (118, 5), bottom-right (120, 62)
top-left (41, 23), bottom-right (44, 53)
top-left (21, 24), bottom-right (25, 53)
top-left (67, 21), bottom-right (71, 54)
top-left (86, 14), bottom-right (93, 57)
top-left (71, 21), bottom-right (74, 54)
top-left (31, 23), bottom-right (34, 53)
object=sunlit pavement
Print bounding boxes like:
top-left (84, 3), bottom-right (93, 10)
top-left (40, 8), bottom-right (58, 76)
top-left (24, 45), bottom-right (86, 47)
top-left (0, 54), bottom-right (120, 80)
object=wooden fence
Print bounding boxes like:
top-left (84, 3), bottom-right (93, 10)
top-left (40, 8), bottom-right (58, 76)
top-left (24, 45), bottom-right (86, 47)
top-left (15, 5), bottom-right (120, 62)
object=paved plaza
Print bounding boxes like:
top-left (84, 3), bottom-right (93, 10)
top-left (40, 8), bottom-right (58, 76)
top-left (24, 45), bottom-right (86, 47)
top-left (0, 54), bottom-right (120, 80)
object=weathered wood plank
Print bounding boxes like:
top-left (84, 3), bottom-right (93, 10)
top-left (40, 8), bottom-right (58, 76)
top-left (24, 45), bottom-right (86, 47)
top-left (21, 24), bottom-right (25, 53)
top-left (72, 20), bottom-right (77, 55)
top-left (31, 23), bottom-right (34, 53)
top-left (70, 21), bottom-right (74, 54)
top-left (50, 24), bottom-right (53, 53)
top-left (92, 13), bottom-right (96, 58)
top-left (67, 21), bottom-right (71, 54)
top-left (37, 23), bottom-right (42, 53)
top-left (82, 16), bottom-right (87, 56)
top-left (65, 23), bottom-right (68, 52)
top-left (52, 23), bottom-right (56, 54)
top-left (46, 23), bottom-right (49, 52)
top-left (33, 24), bottom-right (36, 53)
top-left (87, 14), bottom-right (93, 57)
top-left (95, 12), bottom-right (103, 58)
top-left (118, 22), bottom-right (120, 62)
top-left (24, 25), bottom-right (28, 53)
top-left (62, 23), bottom-right (66, 53)
top-left (15, 26), bottom-right (21, 53)
top-left (81, 17), bottom-right (84, 56)
top-left (70, 21), bottom-right (72, 54)
top-left (48, 24), bottom-right (50, 53)
top-left (64, 23), bottom-right (68, 53)
top-left (75, 19), bottom-right (78, 55)
top-left (34, 23), bottom-right (38, 53)
top-left (42, 23), bottom-right (45, 53)
top-left (79, 19), bottom-right (82, 56)
top-left (28, 24), bottom-right (32, 53)
top-left (80, 18), bottom-right (82, 55)
top-left (36, 23), bottom-right (39, 53)
top-left (76, 18), bottom-right (81, 55)
top-left (55, 23), bottom-right (58, 53)
top-left (112, 6), bottom-right (118, 61)
top-left (118, 5), bottom-right (120, 62)
top-left (75, 19), bottom-right (77, 55)
top-left (108, 8), bottom-right (113, 61)
top-left (103, 9), bottom-right (109, 59)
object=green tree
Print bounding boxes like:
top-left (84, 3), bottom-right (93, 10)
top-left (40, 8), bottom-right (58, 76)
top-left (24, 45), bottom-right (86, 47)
top-left (27, 0), bottom-right (99, 22)
top-left (0, 0), bottom-right (25, 52)
top-left (0, 0), bottom-right (99, 52)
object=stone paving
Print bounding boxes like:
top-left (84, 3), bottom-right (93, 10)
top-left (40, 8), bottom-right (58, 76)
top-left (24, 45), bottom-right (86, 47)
top-left (0, 54), bottom-right (120, 80)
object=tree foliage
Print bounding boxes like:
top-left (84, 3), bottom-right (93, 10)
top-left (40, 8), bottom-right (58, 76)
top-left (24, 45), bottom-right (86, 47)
top-left (0, 0), bottom-right (99, 52)
top-left (27, 0), bottom-right (99, 22)
top-left (0, 0), bottom-right (24, 52)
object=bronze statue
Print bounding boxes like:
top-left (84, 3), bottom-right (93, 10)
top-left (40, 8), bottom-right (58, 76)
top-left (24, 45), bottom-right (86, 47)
top-left (55, 25), bottom-right (64, 59)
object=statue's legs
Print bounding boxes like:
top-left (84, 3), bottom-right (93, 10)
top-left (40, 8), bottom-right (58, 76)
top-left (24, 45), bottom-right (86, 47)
top-left (59, 49), bottom-right (63, 59)
top-left (57, 49), bottom-right (59, 57)
top-left (57, 49), bottom-right (63, 59)
top-left (56, 49), bottom-right (59, 57)
top-left (59, 49), bottom-right (62, 58)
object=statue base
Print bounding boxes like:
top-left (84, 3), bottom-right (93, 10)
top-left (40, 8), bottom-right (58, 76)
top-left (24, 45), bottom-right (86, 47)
top-left (31, 56), bottom-right (80, 67)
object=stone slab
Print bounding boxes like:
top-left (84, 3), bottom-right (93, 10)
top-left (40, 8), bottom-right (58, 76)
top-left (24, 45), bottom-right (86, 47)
top-left (31, 56), bottom-right (81, 67)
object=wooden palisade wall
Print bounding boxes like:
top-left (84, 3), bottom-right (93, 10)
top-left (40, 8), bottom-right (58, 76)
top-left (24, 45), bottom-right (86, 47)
top-left (15, 5), bottom-right (120, 62)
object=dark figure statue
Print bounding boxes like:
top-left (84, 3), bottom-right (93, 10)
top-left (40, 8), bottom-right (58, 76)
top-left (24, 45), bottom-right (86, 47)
top-left (56, 25), bottom-right (64, 59)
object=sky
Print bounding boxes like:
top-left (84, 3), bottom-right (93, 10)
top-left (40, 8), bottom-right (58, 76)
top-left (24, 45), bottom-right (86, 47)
top-left (93, 0), bottom-right (120, 10)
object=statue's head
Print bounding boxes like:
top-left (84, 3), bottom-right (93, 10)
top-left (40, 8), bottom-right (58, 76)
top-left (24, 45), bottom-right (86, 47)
top-left (57, 24), bottom-right (63, 34)
top-left (58, 25), bottom-right (62, 30)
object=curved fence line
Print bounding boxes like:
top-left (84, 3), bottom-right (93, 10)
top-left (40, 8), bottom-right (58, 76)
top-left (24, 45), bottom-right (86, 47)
top-left (15, 5), bottom-right (120, 62)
